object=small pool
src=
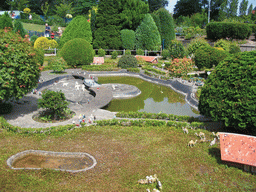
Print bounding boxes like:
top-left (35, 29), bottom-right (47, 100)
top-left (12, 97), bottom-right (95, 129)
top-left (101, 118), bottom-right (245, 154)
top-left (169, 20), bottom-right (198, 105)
top-left (98, 76), bottom-right (200, 117)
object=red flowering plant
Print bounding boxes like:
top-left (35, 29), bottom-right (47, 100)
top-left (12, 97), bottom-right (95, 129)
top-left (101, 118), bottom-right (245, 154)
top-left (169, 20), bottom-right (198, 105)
top-left (0, 28), bottom-right (41, 102)
top-left (168, 57), bottom-right (194, 77)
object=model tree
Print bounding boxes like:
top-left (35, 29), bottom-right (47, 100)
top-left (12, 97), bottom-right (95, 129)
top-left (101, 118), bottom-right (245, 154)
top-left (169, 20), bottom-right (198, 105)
top-left (199, 51), bottom-right (256, 135)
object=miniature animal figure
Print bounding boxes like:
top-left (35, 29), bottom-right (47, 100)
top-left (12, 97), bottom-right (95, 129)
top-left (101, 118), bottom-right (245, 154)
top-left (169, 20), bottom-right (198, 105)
top-left (63, 83), bottom-right (68, 87)
top-left (188, 140), bottom-right (197, 147)
top-left (138, 179), bottom-right (148, 184)
top-left (157, 179), bottom-right (162, 190)
top-left (75, 84), bottom-right (80, 90)
top-left (182, 127), bottom-right (189, 134)
top-left (146, 189), bottom-right (150, 192)
top-left (152, 189), bottom-right (160, 192)
top-left (209, 138), bottom-right (217, 146)
top-left (199, 132), bottom-right (205, 139)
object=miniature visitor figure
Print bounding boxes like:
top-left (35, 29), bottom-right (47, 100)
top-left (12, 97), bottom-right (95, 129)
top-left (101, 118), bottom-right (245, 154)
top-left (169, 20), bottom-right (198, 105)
top-left (29, 14), bottom-right (32, 20)
top-left (57, 27), bottom-right (62, 37)
top-left (44, 23), bottom-right (51, 37)
top-left (51, 31), bottom-right (55, 39)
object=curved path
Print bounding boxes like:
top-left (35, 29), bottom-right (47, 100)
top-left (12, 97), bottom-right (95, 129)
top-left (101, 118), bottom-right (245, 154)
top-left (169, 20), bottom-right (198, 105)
top-left (3, 69), bottom-right (201, 128)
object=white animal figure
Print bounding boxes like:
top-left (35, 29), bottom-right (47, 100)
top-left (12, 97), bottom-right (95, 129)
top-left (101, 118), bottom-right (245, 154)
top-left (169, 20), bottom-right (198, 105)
top-left (188, 140), bottom-right (197, 147)
top-left (182, 127), bottom-right (189, 134)
top-left (75, 81), bottom-right (78, 85)
top-left (152, 189), bottom-right (160, 192)
top-left (75, 84), bottom-right (80, 90)
top-left (138, 179), bottom-right (148, 184)
top-left (63, 83), bottom-right (68, 87)
top-left (112, 85), bottom-right (115, 90)
top-left (209, 138), bottom-right (217, 146)
top-left (216, 132), bottom-right (220, 140)
top-left (157, 179), bottom-right (162, 190)
top-left (199, 132), bottom-right (205, 139)
top-left (146, 189), bottom-right (150, 192)
top-left (81, 85), bottom-right (86, 92)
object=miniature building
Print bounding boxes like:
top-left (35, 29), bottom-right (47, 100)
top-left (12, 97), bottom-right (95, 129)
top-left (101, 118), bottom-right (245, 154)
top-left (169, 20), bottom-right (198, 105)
top-left (135, 56), bottom-right (158, 64)
top-left (93, 57), bottom-right (104, 65)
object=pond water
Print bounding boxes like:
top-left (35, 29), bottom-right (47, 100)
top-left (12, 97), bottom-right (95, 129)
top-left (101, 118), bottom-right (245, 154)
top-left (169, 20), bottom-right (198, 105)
top-left (98, 76), bottom-right (200, 117)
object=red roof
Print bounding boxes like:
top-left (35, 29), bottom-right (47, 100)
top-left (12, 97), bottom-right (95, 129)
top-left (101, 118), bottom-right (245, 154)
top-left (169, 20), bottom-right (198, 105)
top-left (93, 57), bottom-right (104, 64)
top-left (219, 132), bottom-right (256, 166)
top-left (135, 56), bottom-right (158, 63)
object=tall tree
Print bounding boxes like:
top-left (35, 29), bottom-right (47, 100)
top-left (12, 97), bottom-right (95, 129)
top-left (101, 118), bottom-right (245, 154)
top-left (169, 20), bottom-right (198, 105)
top-left (55, 0), bottom-right (74, 18)
top-left (229, 0), bottom-right (239, 17)
top-left (239, 0), bottom-right (248, 16)
top-left (218, 0), bottom-right (229, 20)
top-left (147, 0), bottom-right (168, 13)
top-left (73, 0), bottom-right (98, 16)
top-left (173, 0), bottom-right (202, 19)
top-left (248, 3), bottom-right (253, 15)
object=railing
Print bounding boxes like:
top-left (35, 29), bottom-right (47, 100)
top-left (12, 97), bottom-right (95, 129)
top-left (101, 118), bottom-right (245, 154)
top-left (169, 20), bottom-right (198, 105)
top-left (94, 49), bottom-right (162, 56)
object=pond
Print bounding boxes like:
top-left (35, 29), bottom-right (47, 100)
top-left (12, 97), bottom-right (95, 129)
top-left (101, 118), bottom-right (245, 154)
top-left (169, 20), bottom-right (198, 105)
top-left (98, 76), bottom-right (200, 117)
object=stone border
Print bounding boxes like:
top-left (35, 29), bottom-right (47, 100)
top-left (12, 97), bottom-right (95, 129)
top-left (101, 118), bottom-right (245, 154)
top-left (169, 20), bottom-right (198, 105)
top-left (7, 150), bottom-right (97, 173)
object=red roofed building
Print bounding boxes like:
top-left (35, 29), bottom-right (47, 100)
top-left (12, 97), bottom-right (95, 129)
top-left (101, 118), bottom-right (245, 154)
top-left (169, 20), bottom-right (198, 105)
top-left (135, 56), bottom-right (158, 64)
top-left (93, 57), bottom-right (104, 65)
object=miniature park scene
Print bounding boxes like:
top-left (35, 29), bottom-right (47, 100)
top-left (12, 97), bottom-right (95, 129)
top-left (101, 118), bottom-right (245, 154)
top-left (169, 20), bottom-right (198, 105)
top-left (0, 0), bottom-right (256, 191)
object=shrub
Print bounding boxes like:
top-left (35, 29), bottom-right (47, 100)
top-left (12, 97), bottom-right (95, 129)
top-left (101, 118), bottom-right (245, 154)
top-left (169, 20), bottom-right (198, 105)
top-left (34, 48), bottom-right (45, 66)
top-left (121, 29), bottom-right (135, 50)
top-left (60, 16), bottom-right (92, 47)
top-left (136, 49), bottom-right (144, 55)
top-left (34, 37), bottom-right (49, 49)
top-left (23, 8), bottom-right (31, 14)
top-left (168, 40), bottom-right (186, 60)
top-left (60, 38), bottom-right (94, 67)
top-left (13, 20), bottom-right (27, 38)
top-left (210, 48), bottom-right (230, 67)
top-left (47, 15), bottom-right (65, 27)
top-left (229, 42), bottom-right (241, 54)
top-left (127, 68), bottom-right (140, 73)
top-left (30, 35), bottom-right (38, 46)
top-left (38, 90), bottom-right (69, 120)
top-left (118, 55), bottom-right (137, 69)
top-left (0, 29), bottom-right (41, 101)
top-left (214, 39), bottom-right (230, 52)
top-left (98, 48), bottom-right (105, 57)
top-left (0, 12), bottom-right (13, 29)
top-left (111, 50), bottom-right (118, 59)
top-left (48, 57), bottom-right (66, 73)
top-left (206, 22), bottom-right (252, 40)
top-left (168, 57), bottom-right (193, 77)
top-left (48, 39), bottom-right (58, 49)
top-left (186, 37), bottom-right (210, 57)
top-left (199, 51), bottom-right (256, 134)
top-left (125, 49), bottom-right (131, 55)
top-left (161, 49), bottom-right (169, 59)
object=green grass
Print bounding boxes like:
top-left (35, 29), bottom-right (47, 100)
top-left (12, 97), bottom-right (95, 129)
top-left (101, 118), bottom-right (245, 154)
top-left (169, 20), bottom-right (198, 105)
top-left (0, 120), bottom-right (255, 191)
top-left (22, 22), bottom-right (48, 32)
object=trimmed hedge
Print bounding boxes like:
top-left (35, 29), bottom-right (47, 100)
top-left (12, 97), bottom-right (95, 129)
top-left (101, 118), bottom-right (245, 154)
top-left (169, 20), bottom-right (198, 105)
top-left (142, 66), bottom-right (166, 75)
top-left (127, 68), bottom-right (140, 73)
top-left (206, 22), bottom-right (252, 40)
top-left (118, 55), bottom-right (137, 69)
top-left (82, 65), bottom-right (118, 71)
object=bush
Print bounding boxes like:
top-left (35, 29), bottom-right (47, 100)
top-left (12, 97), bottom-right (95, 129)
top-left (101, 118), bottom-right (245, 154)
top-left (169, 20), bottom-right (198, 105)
top-left (161, 49), bottom-right (169, 59)
top-left (136, 49), bottom-right (144, 55)
top-left (199, 51), bottom-right (256, 134)
top-left (125, 49), bottom-right (131, 55)
top-left (60, 38), bottom-right (94, 67)
top-left (60, 16), bottom-right (92, 47)
top-left (0, 29), bottom-right (41, 101)
top-left (111, 50), bottom-right (118, 59)
top-left (47, 15), bottom-right (65, 27)
top-left (206, 22), bottom-right (252, 40)
top-left (168, 40), bottom-right (186, 60)
top-left (34, 48), bottom-right (45, 66)
top-left (127, 68), bottom-right (140, 73)
top-left (186, 37), bottom-right (210, 57)
top-left (118, 55), bottom-right (137, 69)
top-left (82, 65), bottom-right (117, 71)
top-left (168, 57), bottom-right (193, 77)
top-left (13, 20), bottom-right (27, 38)
top-left (48, 39), bottom-right (58, 49)
top-left (34, 37), bottom-right (49, 49)
top-left (30, 35), bottom-right (38, 46)
top-left (48, 57), bottom-right (66, 73)
top-left (120, 29), bottom-right (135, 50)
top-left (229, 42), bottom-right (241, 54)
top-left (98, 48), bottom-right (105, 57)
top-left (0, 12), bottom-right (13, 29)
top-left (214, 39), bottom-right (230, 52)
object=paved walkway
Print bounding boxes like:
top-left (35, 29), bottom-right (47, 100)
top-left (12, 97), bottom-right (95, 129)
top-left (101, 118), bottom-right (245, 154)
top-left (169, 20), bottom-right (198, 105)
top-left (3, 69), bottom-right (202, 128)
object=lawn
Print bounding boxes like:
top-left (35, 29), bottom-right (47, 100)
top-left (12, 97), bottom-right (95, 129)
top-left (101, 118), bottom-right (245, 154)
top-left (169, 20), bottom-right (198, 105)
top-left (0, 120), bottom-right (255, 191)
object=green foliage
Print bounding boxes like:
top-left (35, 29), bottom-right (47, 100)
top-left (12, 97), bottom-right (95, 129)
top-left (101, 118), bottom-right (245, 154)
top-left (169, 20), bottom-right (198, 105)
top-left (48, 40), bottom-right (58, 49)
top-left (229, 42), bottom-right (241, 54)
top-left (199, 51), bottom-right (256, 134)
top-left (60, 38), bottom-right (94, 67)
top-left (60, 16), bottom-right (92, 47)
top-left (34, 37), bottom-right (49, 49)
top-left (136, 49), bottom-right (144, 55)
top-left (186, 37), bottom-right (210, 57)
top-left (135, 14), bottom-right (161, 50)
top-left (168, 57), bottom-right (193, 77)
top-left (214, 39), bottom-right (231, 52)
top-left (38, 90), bottom-right (69, 120)
top-left (120, 29), bottom-right (135, 50)
top-left (168, 40), bottom-right (186, 60)
top-left (55, 0), bottom-right (74, 18)
top-left (82, 64), bottom-right (117, 71)
top-left (127, 68), bottom-right (140, 73)
top-left (183, 26), bottom-right (205, 39)
top-left (173, 0), bottom-right (202, 19)
top-left (125, 49), bottom-right (131, 55)
top-left (47, 15), bottom-right (66, 27)
top-left (0, 12), bottom-right (13, 29)
top-left (13, 20), bottom-right (27, 38)
top-left (118, 55), bottom-right (137, 69)
top-left (48, 57), bottom-right (66, 73)
top-left (206, 22), bottom-right (252, 40)
top-left (142, 66), bottom-right (166, 75)
top-left (0, 29), bottom-right (41, 101)
top-left (30, 35), bottom-right (38, 46)
top-left (98, 48), bottom-right (105, 57)
top-left (195, 46), bottom-right (229, 69)
top-left (161, 49), bottom-right (169, 59)
top-left (152, 8), bottom-right (176, 48)
top-left (111, 50), bottom-right (118, 59)
top-left (34, 48), bottom-right (45, 66)
top-left (0, 102), bottom-right (13, 114)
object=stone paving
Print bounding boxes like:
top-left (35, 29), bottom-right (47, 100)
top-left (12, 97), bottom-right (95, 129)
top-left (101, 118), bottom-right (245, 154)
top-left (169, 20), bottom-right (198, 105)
top-left (3, 69), bottom-right (204, 128)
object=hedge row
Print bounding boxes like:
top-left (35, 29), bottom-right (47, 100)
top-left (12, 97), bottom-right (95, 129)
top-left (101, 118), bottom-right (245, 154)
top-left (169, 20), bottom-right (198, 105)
top-left (142, 66), bottom-right (166, 75)
top-left (116, 111), bottom-right (200, 122)
top-left (127, 68), bottom-right (140, 73)
top-left (82, 65), bottom-right (118, 71)
top-left (96, 119), bottom-right (206, 129)
top-left (206, 22), bottom-right (252, 40)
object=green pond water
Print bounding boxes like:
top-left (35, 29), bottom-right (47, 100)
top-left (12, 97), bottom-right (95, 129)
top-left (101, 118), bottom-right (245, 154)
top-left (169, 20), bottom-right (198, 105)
top-left (98, 76), bottom-right (200, 117)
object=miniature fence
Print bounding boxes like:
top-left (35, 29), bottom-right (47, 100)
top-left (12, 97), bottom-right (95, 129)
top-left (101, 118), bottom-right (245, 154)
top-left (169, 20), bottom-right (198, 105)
top-left (94, 49), bottom-right (162, 56)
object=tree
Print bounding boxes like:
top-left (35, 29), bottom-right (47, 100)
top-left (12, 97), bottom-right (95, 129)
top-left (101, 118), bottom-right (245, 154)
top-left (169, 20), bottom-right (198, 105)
top-left (173, 0), bottom-right (202, 19)
top-left (41, 2), bottom-right (49, 19)
top-left (229, 0), bottom-right (239, 17)
top-left (218, 0), bottom-right (229, 20)
top-left (248, 4), bottom-right (253, 15)
top-left (199, 51), bottom-right (256, 135)
top-left (0, 12), bottom-right (13, 29)
top-left (60, 16), bottom-right (92, 47)
top-left (239, 0), bottom-right (248, 16)
top-left (73, 0), bottom-right (97, 16)
top-left (152, 8), bottom-right (175, 49)
top-left (0, 29), bottom-right (41, 102)
top-left (13, 20), bottom-right (27, 38)
top-left (55, 0), bottom-right (74, 18)
top-left (135, 14), bottom-right (161, 50)
top-left (120, 29), bottom-right (135, 50)
top-left (8, 0), bottom-right (29, 11)
top-left (147, 0), bottom-right (168, 13)
top-left (38, 90), bottom-right (69, 120)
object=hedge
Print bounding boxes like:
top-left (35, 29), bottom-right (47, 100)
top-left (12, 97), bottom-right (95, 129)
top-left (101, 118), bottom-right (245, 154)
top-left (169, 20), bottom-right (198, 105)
top-left (82, 65), bottom-right (118, 71)
top-left (206, 22), bottom-right (252, 40)
top-left (142, 66), bottom-right (166, 75)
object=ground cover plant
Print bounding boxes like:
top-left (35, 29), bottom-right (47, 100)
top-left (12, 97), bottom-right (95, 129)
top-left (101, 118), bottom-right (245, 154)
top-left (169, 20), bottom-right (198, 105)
top-left (0, 117), bottom-right (256, 191)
